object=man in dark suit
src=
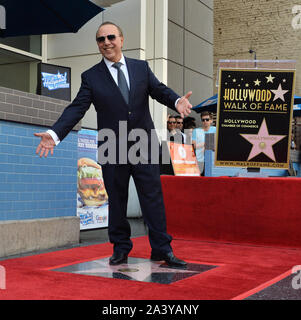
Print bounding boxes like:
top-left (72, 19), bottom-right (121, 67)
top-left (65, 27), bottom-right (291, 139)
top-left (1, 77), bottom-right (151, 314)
top-left (35, 22), bottom-right (192, 267)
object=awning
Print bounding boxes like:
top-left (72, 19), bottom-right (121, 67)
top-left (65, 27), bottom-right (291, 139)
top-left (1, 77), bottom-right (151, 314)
top-left (0, 0), bottom-right (104, 37)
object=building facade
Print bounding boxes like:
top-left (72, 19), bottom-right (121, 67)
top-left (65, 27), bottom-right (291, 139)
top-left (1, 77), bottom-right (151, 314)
top-left (214, 0), bottom-right (301, 149)
top-left (0, 0), bottom-right (213, 256)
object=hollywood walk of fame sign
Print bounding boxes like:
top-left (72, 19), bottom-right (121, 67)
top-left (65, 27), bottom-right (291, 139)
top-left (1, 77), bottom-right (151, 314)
top-left (215, 68), bottom-right (296, 169)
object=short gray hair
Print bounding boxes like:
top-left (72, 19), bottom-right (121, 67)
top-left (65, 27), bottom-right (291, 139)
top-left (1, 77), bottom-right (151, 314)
top-left (96, 21), bottom-right (124, 39)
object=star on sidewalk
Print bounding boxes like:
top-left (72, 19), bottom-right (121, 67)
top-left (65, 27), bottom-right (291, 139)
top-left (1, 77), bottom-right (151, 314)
top-left (240, 118), bottom-right (286, 162)
top-left (271, 83), bottom-right (289, 102)
top-left (71, 259), bottom-right (197, 282)
top-left (51, 257), bottom-right (213, 284)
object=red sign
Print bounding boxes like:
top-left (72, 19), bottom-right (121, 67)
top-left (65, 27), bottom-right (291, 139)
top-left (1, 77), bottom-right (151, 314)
top-left (168, 142), bottom-right (200, 176)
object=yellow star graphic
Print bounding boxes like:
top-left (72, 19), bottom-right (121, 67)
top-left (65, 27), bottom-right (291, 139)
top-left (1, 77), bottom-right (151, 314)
top-left (266, 74), bottom-right (275, 83)
top-left (254, 79), bottom-right (261, 86)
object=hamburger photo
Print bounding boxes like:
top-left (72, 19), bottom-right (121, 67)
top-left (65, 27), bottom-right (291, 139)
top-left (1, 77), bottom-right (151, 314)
top-left (77, 158), bottom-right (108, 207)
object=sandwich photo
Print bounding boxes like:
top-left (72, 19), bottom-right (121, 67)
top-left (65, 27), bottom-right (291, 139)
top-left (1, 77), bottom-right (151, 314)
top-left (77, 157), bottom-right (108, 207)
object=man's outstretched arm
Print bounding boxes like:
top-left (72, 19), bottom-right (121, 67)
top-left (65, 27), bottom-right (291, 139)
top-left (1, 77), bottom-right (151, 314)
top-left (34, 72), bottom-right (92, 158)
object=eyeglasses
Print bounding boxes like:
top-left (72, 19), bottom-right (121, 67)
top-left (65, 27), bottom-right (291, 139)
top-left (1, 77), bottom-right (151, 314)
top-left (96, 34), bottom-right (117, 43)
top-left (168, 121), bottom-right (176, 124)
top-left (177, 122), bottom-right (183, 125)
top-left (202, 118), bottom-right (211, 122)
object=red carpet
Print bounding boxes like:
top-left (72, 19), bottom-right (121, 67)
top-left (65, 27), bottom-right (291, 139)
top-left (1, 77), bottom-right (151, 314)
top-left (0, 175), bottom-right (300, 300)
top-left (0, 236), bottom-right (301, 300)
top-left (161, 176), bottom-right (301, 248)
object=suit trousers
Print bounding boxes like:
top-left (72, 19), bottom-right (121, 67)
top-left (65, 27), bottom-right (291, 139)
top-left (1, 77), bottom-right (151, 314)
top-left (101, 162), bottom-right (173, 255)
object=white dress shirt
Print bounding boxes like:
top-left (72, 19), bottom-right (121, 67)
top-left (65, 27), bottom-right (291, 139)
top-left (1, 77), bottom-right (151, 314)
top-left (104, 55), bottom-right (130, 89)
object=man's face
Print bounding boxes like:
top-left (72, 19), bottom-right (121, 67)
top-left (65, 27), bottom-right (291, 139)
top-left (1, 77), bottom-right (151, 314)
top-left (167, 117), bottom-right (176, 131)
top-left (176, 118), bottom-right (183, 130)
top-left (201, 116), bottom-right (213, 129)
top-left (96, 24), bottom-right (124, 62)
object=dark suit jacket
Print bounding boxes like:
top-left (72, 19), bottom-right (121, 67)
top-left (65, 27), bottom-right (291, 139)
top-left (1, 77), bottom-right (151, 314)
top-left (52, 57), bottom-right (180, 143)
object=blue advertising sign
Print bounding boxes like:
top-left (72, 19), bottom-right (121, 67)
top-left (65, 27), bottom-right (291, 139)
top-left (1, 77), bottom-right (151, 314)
top-left (37, 63), bottom-right (71, 101)
top-left (41, 71), bottom-right (70, 91)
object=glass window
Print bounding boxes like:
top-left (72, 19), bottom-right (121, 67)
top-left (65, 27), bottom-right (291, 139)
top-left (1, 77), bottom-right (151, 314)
top-left (0, 48), bottom-right (40, 94)
top-left (0, 35), bottom-right (41, 56)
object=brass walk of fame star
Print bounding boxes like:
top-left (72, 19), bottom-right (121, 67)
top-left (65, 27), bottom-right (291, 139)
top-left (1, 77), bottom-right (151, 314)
top-left (65, 258), bottom-right (198, 283)
top-left (240, 118), bottom-right (286, 162)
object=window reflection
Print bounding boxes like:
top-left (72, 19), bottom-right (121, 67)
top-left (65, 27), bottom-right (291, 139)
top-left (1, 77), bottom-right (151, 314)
top-left (0, 48), bottom-right (40, 93)
top-left (0, 35), bottom-right (41, 56)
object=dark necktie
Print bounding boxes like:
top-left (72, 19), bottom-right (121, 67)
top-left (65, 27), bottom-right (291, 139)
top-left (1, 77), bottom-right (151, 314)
top-left (112, 62), bottom-right (130, 104)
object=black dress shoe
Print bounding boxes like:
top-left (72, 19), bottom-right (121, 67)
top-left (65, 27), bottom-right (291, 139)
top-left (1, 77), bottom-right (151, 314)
top-left (109, 252), bottom-right (128, 265)
top-left (150, 252), bottom-right (187, 268)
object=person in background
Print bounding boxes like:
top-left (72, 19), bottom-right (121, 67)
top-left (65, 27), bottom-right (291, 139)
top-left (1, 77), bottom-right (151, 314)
top-left (183, 116), bottom-right (196, 130)
top-left (183, 117), bottom-right (196, 145)
top-left (167, 115), bottom-right (184, 144)
top-left (184, 123), bottom-right (196, 145)
top-left (167, 115), bottom-right (176, 134)
top-left (192, 111), bottom-right (216, 175)
top-left (175, 115), bottom-right (186, 143)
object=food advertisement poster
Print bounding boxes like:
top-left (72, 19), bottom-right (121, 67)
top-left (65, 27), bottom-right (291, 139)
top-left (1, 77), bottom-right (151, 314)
top-left (168, 142), bottom-right (200, 176)
top-left (77, 129), bottom-right (108, 230)
top-left (215, 69), bottom-right (295, 169)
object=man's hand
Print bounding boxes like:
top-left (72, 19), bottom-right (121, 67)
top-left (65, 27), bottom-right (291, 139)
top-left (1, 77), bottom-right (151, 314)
top-left (34, 132), bottom-right (56, 158)
top-left (176, 91), bottom-right (193, 118)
